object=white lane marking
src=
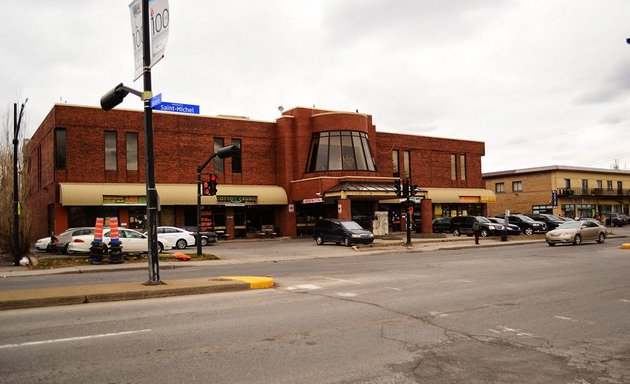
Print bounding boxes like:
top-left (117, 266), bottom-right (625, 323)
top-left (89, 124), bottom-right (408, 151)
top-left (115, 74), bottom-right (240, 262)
top-left (286, 284), bottom-right (322, 291)
top-left (385, 287), bottom-right (402, 291)
top-left (554, 316), bottom-right (578, 322)
top-left (457, 279), bottom-right (474, 283)
top-left (322, 277), bottom-right (362, 285)
top-left (621, 299), bottom-right (630, 303)
top-left (489, 329), bottom-right (501, 334)
top-left (0, 329), bottom-right (152, 349)
top-left (336, 292), bottom-right (358, 297)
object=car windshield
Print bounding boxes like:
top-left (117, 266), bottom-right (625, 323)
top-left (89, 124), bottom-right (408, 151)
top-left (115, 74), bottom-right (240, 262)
top-left (544, 214), bottom-right (563, 221)
top-left (475, 217), bottom-right (491, 223)
top-left (341, 221), bottom-right (363, 230)
top-left (493, 218), bottom-right (505, 224)
top-left (516, 214), bottom-right (534, 222)
top-left (558, 221), bottom-right (581, 229)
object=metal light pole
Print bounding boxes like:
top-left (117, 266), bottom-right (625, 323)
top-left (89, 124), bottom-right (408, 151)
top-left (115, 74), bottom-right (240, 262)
top-left (139, 0), bottom-right (162, 285)
top-left (99, 0), bottom-right (160, 284)
top-left (13, 99), bottom-right (27, 266)
top-left (196, 144), bottom-right (240, 256)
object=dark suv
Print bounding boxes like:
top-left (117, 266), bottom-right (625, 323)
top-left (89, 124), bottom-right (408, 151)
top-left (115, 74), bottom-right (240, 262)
top-left (450, 216), bottom-right (504, 237)
top-left (604, 213), bottom-right (627, 227)
top-left (527, 213), bottom-right (564, 231)
top-left (313, 219), bottom-right (374, 246)
top-left (505, 214), bottom-right (547, 235)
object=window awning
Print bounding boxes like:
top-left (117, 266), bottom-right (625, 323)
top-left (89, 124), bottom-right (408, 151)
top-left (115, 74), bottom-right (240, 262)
top-left (59, 183), bottom-right (288, 206)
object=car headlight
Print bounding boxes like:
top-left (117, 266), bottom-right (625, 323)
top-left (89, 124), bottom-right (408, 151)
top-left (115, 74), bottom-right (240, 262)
top-left (352, 234), bottom-right (361, 238)
top-left (488, 225), bottom-right (496, 230)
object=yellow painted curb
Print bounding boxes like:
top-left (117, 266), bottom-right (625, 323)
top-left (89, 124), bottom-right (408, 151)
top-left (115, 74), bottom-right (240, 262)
top-left (620, 244), bottom-right (630, 249)
top-left (219, 276), bottom-right (275, 289)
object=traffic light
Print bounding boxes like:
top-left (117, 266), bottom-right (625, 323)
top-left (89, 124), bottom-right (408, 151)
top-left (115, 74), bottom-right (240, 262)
top-left (402, 178), bottom-right (410, 197)
top-left (410, 184), bottom-right (418, 196)
top-left (394, 179), bottom-right (401, 196)
top-left (209, 173), bottom-right (218, 196)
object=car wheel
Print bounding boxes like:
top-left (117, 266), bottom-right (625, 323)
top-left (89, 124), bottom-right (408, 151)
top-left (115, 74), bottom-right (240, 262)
top-left (524, 227), bottom-right (534, 236)
top-left (63, 244), bottom-right (70, 254)
top-left (315, 236), bottom-right (324, 245)
top-left (201, 237), bottom-right (208, 246)
top-left (175, 239), bottom-right (187, 249)
top-left (157, 242), bottom-right (164, 253)
top-left (597, 233), bottom-right (605, 243)
top-left (480, 229), bottom-right (489, 237)
top-left (573, 234), bottom-right (582, 245)
top-left (344, 237), bottom-right (352, 247)
top-left (547, 242), bottom-right (555, 246)
top-left (453, 229), bottom-right (461, 236)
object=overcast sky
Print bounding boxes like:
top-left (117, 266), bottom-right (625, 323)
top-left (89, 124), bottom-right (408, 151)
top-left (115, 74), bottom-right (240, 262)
top-left (2, 0), bottom-right (630, 173)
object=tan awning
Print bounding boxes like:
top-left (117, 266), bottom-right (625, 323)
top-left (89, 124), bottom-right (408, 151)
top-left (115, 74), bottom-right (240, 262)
top-left (423, 188), bottom-right (496, 203)
top-left (59, 183), bottom-right (288, 206)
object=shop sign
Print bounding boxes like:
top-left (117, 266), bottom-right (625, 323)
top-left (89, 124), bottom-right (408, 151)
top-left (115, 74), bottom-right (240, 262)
top-left (103, 195), bottom-right (147, 205)
top-left (217, 195), bottom-right (257, 205)
top-left (303, 197), bottom-right (323, 204)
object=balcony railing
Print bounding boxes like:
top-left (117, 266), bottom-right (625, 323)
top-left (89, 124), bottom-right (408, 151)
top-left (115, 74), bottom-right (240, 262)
top-left (556, 188), bottom-right (630, 197)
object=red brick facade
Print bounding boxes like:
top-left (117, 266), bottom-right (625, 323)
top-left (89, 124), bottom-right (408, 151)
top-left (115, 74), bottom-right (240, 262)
top-left (26, 104), bottom-right (489, 240)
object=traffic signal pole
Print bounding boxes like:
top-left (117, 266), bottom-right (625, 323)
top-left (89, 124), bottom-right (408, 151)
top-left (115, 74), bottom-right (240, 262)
top-left (196, 153), bottom-right (218, 256)
top-left (195, 144), bottom-right (240, 256)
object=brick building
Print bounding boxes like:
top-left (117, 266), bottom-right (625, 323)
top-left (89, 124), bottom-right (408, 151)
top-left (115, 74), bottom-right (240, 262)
top-left (26, 104), bottom-right (494, 240)
top-left (483, 166), bottom-right (630, 218)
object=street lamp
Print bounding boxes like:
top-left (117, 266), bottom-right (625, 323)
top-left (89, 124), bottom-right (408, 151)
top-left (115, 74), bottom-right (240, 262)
top-left (196, 144), bottom-right (240, 256)
top-left (100, 0), bottom-right (161, 285)
top-left (13, 98), bottom-right (28, 266)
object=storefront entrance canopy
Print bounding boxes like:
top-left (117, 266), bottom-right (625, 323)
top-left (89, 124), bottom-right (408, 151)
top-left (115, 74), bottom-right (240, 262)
top-left (59, 183), bottom-right (288, 206)
top-left (324, 181), bottom-right (426, 199)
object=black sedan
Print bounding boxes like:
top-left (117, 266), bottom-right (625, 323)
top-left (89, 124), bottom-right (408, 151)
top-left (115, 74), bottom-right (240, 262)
top-left (488, 217), bottom-right (522, 235)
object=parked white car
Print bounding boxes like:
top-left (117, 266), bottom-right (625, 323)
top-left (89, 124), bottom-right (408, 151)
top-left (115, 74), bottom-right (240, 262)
top-left (66, 228), bottom-right (172, 254)
top-left (154, 226), bottom-right (196, 250)
top-left (34, 236), bottom-right (54, 252)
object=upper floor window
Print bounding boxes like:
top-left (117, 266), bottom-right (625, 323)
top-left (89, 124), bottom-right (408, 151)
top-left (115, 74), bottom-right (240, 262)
top-left (512, 181), bottom-right (523, 192)
top-left (126, 132), bottom-right (138, 171)
top-left (564, 178), bottom-right (571, 188)
top-left (582, 179), bottom-right (588, 190)
top-left (607, 180), bottom-right (613, 190)
top-left (617, 181), bottom-right (623, 191)
top-left (54, 128), bottom-right (66, 169)
top-left (214, 138), bottom-right (224, 174)
top-left (392, 150), bottom-right (399, 177)
top-left (105, 131), bottom-right (117, 171)
top-left (495, 182), bottom-right (504, 193)
top-left (459, 154), bottom-right (466, 181)
top-left (231, 139), bottom-right (242, 173)
top-left (403, 150), bottom-right (410, 178)
top-left (450, 154), bottom-right (456, 180)
top-left (306, 131), bottom-right (376, 172)
top-left (596, 180), bottom-right (602, 189)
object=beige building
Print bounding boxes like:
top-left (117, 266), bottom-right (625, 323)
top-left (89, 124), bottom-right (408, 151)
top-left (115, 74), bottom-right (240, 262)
top-left (483, 166), bottom-right (630, 218)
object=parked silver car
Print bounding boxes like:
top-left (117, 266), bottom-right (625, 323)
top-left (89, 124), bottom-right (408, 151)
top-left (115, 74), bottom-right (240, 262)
top-left (52, 227), bottom-right (96, 253)
top-left (545, 220), bottom-right (606, 246)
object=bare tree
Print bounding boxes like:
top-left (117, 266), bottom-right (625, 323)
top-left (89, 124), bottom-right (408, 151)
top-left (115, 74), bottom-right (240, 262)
top-left (0, 105), bottom-right (32, 263)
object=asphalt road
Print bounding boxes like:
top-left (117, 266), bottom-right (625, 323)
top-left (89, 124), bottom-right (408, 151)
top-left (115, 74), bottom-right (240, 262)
top-left (1, 236), bottom-right (629, 383)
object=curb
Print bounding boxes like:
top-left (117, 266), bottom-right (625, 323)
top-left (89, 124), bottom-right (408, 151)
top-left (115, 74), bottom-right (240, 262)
top-left (0, 276), bottom-right (274, 311)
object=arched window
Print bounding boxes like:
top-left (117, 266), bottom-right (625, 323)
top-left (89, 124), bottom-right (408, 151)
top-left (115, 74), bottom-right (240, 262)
top-left (306, 131), bottom-right (376, 172)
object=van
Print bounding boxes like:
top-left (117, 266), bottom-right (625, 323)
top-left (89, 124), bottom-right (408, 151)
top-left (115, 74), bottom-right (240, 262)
top-left (313, 219), bottom-right (374, 246)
